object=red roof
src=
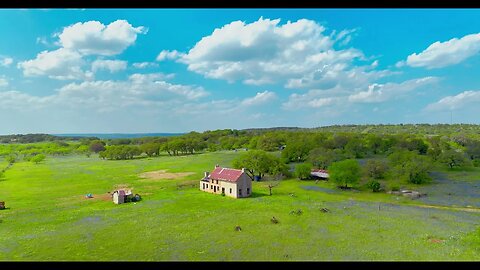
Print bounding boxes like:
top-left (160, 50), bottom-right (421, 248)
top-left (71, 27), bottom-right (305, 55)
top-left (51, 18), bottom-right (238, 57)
top-left (312, 169), bottom-right (328, 173)
top-left (209, 167), bottom-right (244, 182)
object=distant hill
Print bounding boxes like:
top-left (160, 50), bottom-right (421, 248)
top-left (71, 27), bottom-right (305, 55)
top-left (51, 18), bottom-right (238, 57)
top-left (53, 133), bottom-right (185, 139)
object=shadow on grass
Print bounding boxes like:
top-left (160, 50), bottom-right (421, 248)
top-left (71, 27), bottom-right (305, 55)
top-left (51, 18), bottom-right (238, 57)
top-left (249, 192), bottom-right (270, 198)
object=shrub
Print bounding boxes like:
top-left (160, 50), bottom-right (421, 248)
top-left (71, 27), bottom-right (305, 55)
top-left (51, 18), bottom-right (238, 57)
top-left (473, 159), bottom-right (480, 167)
top-left (366, 180), bottom-right (381, 192)
top-left (390, 184), bottom-right (400, 191)
top-left (295, 163), bottom-right (312, 180)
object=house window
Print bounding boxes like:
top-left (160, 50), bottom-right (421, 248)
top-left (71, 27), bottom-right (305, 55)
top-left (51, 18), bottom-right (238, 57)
top-left (206, 184), bottom-right (208, 189)
top-left (230, 188), bottom-right (232, 194)
top-left (247, 188), bottom-right (250, 195)
top-left (203, 183), bottom-right (205, 189)
top-left (239, 189), bottom-right (242, 196)
top-left (216, 180), bottom-right (218, 184)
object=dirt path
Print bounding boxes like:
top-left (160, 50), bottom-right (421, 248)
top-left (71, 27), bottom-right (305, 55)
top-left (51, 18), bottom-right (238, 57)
top-left (139, 170), bottom-right (195, 181)
top-left (410, 203), bottom-right (480, 213)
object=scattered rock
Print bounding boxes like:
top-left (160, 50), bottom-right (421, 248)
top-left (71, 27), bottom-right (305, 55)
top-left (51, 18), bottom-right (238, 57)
top-left (320, 207), bottom-right (330, 213)
top-left (235, 225), bottom-right (242, 231)
top-left (388, 189), bottom-right (426, 199)
top-left (271, 216), bottom-right (279, 224)
top-left (296, 209), bottom-right (303, 215)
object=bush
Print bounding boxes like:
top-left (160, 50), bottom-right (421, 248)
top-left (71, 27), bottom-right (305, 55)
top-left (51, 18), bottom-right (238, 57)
top-left (31, 154), bottom-right (46, 164)
top-left (390, 184), bottom-right (400, 191)
top-left (6, 155), bottom-right (16, 164)
top-left (473, 159), bottom-right (480, 167)
top-left (366, 180), bottom-right (381, 192)
top-left (295, 163), bottom-right (312, 180)
top-left (329, 159), bottom-right (362, 188)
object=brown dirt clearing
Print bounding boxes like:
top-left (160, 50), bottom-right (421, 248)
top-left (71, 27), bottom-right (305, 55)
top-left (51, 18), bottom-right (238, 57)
top-left (139, 170), bottom-right (195, 181)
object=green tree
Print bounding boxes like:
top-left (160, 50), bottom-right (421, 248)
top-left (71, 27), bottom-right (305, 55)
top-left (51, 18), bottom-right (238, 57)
top-left (281, 139), bottom-right (314, 162)
top-left (89, 140), bottom-right (106, 153)
top-left (366, 180), bottom-right (381, 192)
top-left (438, 149), bottom-right (469, 169)
top-left (232, 150), bottom-right (286, 181)
top-left (31, 154), bottom-right (46, 164)
top-left (295, 163), bottom-right (312, 180)
top-left (6, 155), bottom-right (16, 164)
top-left (388, 150), bottom-right (432, 184)
top-left (140, 143), bottom-right (161, 157)
top-left (364, 159), bottom-right (389, 179)
top-left (329, 159), bottom-right (361, 188)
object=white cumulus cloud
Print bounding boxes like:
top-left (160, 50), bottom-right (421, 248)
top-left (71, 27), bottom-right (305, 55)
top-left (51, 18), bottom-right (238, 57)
top-left (156, 50), bottom-right (183, 61)
top-left (241, 91), bottom-right (277, 106)
top-left (425, 90), bottom-right (480, 111)
top-left (132, 62), bottom-right (159, 69)
top-left (163, 17), bottom-right (385, 89)
top-left (403, 32), bottom-right (480, 69)
top-left (0, 76), bottom-right (8, 87)
top-left (57, 20), bottom-right (147, 56)
top-left (348, 77), bottom-right (439, 103)
top-left (17, 48), bottom-right (86, 80)
top-left (18, 20), bottom-right (146, 81)
top-left (91, 59), bottom-right (128, 73)
top-left (1, 57), bottom-right (13, 67)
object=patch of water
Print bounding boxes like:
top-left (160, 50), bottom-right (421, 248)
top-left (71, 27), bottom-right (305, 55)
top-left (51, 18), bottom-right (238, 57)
top-left (301, 185), bottom-right (339, 194)
top-left (416, 172), bottom-right (480, 208)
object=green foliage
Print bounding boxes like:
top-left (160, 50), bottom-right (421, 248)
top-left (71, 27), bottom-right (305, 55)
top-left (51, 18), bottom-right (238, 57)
top-left (438, 149), bottom-right (469, 169)
top-left (465, 140), bottom-right (480, 160)
top-left (1, 151), bottom-right (480, 260)
top-left (295, 163), bottom-right (312, 180)
top-left (389, 183), bottom-right (400, 191)
top-left (344, 137), bottom-right (368, 158)
top-left (366, 180), bottom-right (381, 192)
top-left (6, 155), bottom-right (17, 164)
top-left (388, 150), bottom-right (432, 184)
top-left (329, 159), bottom-right (362, 188)
top-left (140, 143), bottom-right (161, 157)
top-left (307, 148), bottom-right (348, 169)
top-left (99, 145), bottom-right (142, 160)
top-left (31, 154), bottom-right (46, 164)
top-left (232, 150), bottom-right (288, 180)
top-left (473, 159), bottom-right (480, 167)
top-left (364, 159), bottom-right (388, 179)
top-left (89, 140), bottom-right (106, 153)
top-left (281, 138), bottom-right (314, 163)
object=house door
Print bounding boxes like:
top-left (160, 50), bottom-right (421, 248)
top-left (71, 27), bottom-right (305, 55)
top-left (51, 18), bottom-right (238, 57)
top-left (214, 186), bottom-right (216, 192)
top-left (222, 187), bottom-right (225, 194)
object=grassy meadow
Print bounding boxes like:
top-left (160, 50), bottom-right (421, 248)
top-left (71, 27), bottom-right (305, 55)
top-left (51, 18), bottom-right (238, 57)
top-left (0, 151), bottom-right (479, 261)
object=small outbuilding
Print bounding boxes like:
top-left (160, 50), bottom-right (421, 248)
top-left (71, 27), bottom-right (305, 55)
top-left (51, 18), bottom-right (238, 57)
top-left (112, 189), bottom-right (132, 204)
top-left (311, 169), bottom-right (329, 180)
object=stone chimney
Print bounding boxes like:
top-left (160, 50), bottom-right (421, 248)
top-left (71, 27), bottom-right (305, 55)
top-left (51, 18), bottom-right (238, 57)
top-left (241, 168), bottom-right (245, 173)
top-left (215, 164), bottom-right (219, 168)
top-left (204, 171), bottom-right (209, 178)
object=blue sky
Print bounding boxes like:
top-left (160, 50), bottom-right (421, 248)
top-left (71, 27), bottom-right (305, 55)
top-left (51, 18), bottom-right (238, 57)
top-left (1, 9), bottom-right (480, 134)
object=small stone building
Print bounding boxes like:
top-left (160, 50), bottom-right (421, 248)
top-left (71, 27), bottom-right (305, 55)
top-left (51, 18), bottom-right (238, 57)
top-left (200, 165), bottom-right (252, 198)
top-left (112, 189), bottom-right (132, 204)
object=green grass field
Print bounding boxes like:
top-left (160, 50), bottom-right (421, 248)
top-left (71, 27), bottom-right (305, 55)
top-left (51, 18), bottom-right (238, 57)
top-left (0, 151), bottom-right (479, 261)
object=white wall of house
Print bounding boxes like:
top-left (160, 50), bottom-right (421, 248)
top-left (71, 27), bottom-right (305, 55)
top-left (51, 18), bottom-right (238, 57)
top-left (199, 173), bottom-right (252, 198)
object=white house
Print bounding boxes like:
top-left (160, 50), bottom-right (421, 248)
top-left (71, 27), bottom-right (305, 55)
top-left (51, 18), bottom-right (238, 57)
top-left (200, 165), bottom-right (252, 198)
